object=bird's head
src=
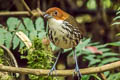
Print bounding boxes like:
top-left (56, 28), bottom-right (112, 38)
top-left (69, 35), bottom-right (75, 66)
top-left (44, 7), bottom-right (69, 20)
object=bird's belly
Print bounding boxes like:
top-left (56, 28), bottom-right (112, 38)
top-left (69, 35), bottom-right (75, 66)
top-left (48, 29), bottom-right (79, 49)
top-left (48, 19), bottom-right (80, 49)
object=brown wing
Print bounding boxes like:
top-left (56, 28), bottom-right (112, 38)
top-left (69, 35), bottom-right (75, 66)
top-left (64, 15), bottom-right (85, 38)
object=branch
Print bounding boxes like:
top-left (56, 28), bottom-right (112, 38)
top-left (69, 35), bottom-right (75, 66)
top-left (0, 45), bottom-right (18, 68)
top-left (0, 10), bottom-right (43, 17)
top-left (0, 61), bottom-right (120, 76)
top-left (20, 0), bottom-right (43, 17)
top-left (0, 11), bottom-right (30, 16)
top-left (21, 0), bottom-right (32, 15)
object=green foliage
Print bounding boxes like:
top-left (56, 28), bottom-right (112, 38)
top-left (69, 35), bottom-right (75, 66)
top-left (81, 75), bottom-right (90, 80)
top-left (107, 41), bottom-right (120, 46)
top-left (105, 40), bottom-right (120, 80)
top-left (0, 48), bottom-right (14, 80)
top-left (52, 38), bottom-right (120, 67)
top-left (86, 0), bottom-right (112, 10)
top-left (62, 38), bottom-right (120, 80)
top-left (87, 0), bottom-right (96, 10)
top-left (0, 74), bottom-right (13, 80)
top-left (0, 17), bottom-right (46, 49)
top-left (0, 48), bottom-right (4, 64)
top-left (20, 38), bottom-right (56, 80)
top-left (102, 0), bottom-right (112, 9)
top-left (67, 38), bottom-right (120, 67)
top-left (112, 7), bottom-right (120, 26)
top-left (107, 73), bottom-right (120, 80)
top-left (0, 12), bottom-right (119, 80)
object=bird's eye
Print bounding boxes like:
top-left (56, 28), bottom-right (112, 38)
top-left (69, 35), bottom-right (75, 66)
top-left (53, 11), bottom-right (58, 16)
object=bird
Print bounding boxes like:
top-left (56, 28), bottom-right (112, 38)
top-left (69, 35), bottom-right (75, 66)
top-left (43, 7), bottom-right (84, 79)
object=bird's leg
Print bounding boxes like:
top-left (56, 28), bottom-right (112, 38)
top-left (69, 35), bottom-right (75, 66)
top-left (48, 49), bottom-right (63, 75)
top-left (73, 48), bottom-right (82, 79)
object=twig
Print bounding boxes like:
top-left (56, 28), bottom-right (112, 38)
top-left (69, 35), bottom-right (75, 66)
top-left (37, 0), bottom-right (40, 9)
top-left (0, 10), bottom-right (43, 17)
top-left (0, 61), bottom-right (120, 76)
top-left (20, 0), bottom-right (44, 17)
top-left (0, 45), bottom-right (19, 77)
top-left (36, 8), bottom-right (44, 16)
top-left (21, 0), bottom-right (32, 15)
top-left (0, 45), bottom-right (18, 68)
top-left (0, 11), bottom-right (30, 16)
top-left (99, 73), bottom-right (107, 80)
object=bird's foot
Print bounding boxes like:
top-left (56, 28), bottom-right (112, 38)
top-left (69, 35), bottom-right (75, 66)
top-left (73, 66), bottom-right (82, 80)
top-left (48, 66), bottom-right (57, 76)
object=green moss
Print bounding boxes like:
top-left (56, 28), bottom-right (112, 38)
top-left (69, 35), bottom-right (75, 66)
top-left (20, 38), bottom-right (56, 80)
top-left (0, 48), bottom-right (4, 64)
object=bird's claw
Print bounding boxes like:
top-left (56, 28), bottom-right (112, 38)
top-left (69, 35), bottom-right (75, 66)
top-left (73, 66), bottom-right (82, 80)
top-left (48, 67), bottom-right (57, 76)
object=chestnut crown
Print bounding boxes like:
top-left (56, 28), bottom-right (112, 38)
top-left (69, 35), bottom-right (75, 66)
top-left (45, 7), bottom-right (69, 20)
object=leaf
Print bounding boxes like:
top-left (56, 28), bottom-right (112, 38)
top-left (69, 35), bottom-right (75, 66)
top-left (91, 74), bottom-right (102, 80)
top-left (89, 59), bottom-right (101, 66)
top-left (96, 55), bottom-right (103, 59)
top-left (116, 11), bottom-right (120, 15)
top-left (94, 44), bottom-right (107, 49)
top-left (81, 75), bottom-right (90, 80)
top-left (50, 42), bottom-right (59, 51)
top-left (107, 73), bottom-right (120, 80)
top-left (38, 32), bottom-right (46, 39)
top-left (87, 0), bottom-right (96, 10)
top-left (104, 71), bottom-right (110, 77)
top-left (35, 17), bottom-right (45, 31)
top-left (112, 22), bottom-right (120, 26)
top-left (4, 32), bottom-right (12, 48)
top-left (69, 50), bottom-right (74, 56)
top-left (0, 33), bottom-right (4, 45)
top-left (0, 28), bottom-right (7, 33)
top-left (76, 38), bottom-right (91, 49)
top-left (0, 28), bottom-right (7, 45)
top-left (13, 35), bottom-right (20, 49)
top-left (18, 22), bottom-right (26, 32)
top-left (0, 24), bottom-right (3, 28)
top-left (7, 17), bottom-right (20, 31)
top-left (118, 7), bottom-right (120, 10)
top-left (19, 41), bottom-right (25, 49)
top-left (29, 30), bottom-right (37, 40)
top-left (98, 48), bottom-right (110, 52)
top-left (116, 33), bottom-right (120, 36)
top-left (0, 48), bottom-right (4, 56)
top-left (23, 18), bottom-right (35, 31)
top-left (63, 48), bottom-right (72, 53)
top-left (103, 0), bottom-right (111, 8)
top-left (86, 46), bottom-right (103, 54)
top-left (107, 42), bottom-right (120, 46)
top-left (23, 30), bottom-right (29, 36)
top-left (95, 44), bottom-right (107, 49)
top-left (84, 55), bottom-right (96, 60)
top-left (102, 52), bottom-right (119, 57)
top-left (88, 42), bottom-right (100, 46)
top-left (113, 16), bottom-right (120, 21)
top-left (101, 57), bottom-right (120, 65)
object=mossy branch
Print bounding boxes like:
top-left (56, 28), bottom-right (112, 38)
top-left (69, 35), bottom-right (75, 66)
top-left (0, 61), bottom-right (120, 76)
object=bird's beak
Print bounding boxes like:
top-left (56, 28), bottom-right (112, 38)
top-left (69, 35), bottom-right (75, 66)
top-left (43, 13), bottom-right (52, 19)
